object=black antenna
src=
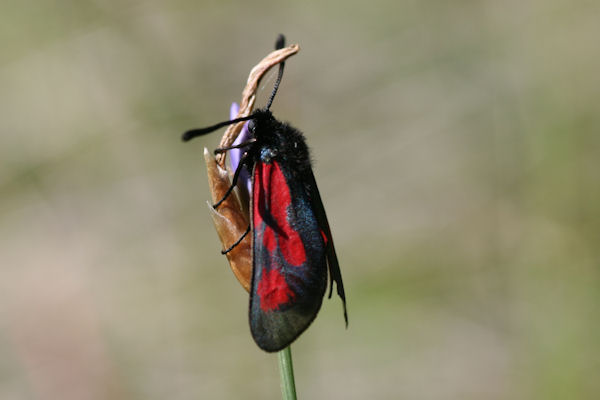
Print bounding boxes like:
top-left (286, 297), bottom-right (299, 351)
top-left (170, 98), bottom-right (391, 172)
top-left (265, 34), bottom-right (286, 110)
top-left (182, 34), bottom-right (288, 142)
top-left (182, 114), bottom-right (255, 142)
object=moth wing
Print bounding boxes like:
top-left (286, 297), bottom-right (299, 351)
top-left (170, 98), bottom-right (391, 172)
top-left (305, 169), bottom-right (348, 325)
top-left (249, 161), bottom-right (327, 352)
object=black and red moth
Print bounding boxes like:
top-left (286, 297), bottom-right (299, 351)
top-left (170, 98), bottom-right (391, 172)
top-left (182, 35), bottom-right (347, 352)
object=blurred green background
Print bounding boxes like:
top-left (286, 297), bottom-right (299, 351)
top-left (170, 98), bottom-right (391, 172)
top-left (1, 0), bottom-right (599, 399)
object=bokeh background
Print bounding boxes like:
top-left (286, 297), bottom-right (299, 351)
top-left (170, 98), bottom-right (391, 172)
top-left (1, 1), bottom-right (599, 399)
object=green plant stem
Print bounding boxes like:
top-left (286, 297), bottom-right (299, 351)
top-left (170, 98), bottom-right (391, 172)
top-left (277, 346), bottom-right (297, 400)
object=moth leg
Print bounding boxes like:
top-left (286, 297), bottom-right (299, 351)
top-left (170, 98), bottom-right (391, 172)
top-left (221, 224), bottom-right (250, 254)
top-left (214, 139), bottom-right (256, 154)
top-left (213, 151), bottom-right (249, 209)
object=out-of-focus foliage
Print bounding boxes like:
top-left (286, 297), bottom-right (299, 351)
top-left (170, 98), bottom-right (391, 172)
top-left (1, 1), bottom-right (599, 399)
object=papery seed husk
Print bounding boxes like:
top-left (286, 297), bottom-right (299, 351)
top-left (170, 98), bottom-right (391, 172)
top-left (203, 43), bottom-right (300, 292)
top-left (204, 148), bottom-right (252, 292)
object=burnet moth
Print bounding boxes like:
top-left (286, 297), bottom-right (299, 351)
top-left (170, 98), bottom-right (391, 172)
top-left (182, 35), bottom-right (347, 352)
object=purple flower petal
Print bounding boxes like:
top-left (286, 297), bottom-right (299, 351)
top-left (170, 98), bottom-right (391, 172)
top-left (228, 103), bottom-right (252, 197)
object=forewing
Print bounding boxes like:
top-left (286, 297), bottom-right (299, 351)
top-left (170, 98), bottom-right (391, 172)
top-left (250, 161), bottom-right (327, 352)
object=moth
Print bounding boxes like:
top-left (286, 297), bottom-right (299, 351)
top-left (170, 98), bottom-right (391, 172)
top-left (183, 35), bottom-right (347, 352)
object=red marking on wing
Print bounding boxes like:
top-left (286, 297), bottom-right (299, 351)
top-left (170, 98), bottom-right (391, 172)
top-left (257, 268), bottom-right (295, 311)
top-left (320, 229), bottom-right (328, 246)
top-left (253, 162), bottom-right (307, 266)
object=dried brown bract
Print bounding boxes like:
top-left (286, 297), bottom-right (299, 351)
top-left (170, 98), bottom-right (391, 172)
top-left (204, 43), bottom-right (300, 292)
